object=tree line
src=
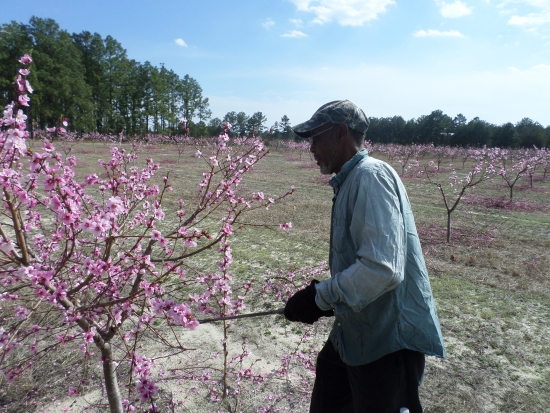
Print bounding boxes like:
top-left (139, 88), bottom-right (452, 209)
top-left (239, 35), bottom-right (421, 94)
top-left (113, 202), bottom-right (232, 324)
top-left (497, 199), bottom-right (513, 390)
top-left (0, 17), bottom-right (211, 136)
top-left (367, 110), bottom-right (549, 149)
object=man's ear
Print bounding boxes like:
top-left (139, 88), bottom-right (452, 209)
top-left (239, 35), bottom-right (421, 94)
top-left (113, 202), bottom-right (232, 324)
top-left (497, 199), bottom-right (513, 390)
top-left (337, 123), bottom-right (348, 140)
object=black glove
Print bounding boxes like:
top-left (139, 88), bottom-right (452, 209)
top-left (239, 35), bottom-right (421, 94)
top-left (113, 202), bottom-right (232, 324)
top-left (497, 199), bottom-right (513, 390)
top-left (284, 280), bottom-right (334, 324)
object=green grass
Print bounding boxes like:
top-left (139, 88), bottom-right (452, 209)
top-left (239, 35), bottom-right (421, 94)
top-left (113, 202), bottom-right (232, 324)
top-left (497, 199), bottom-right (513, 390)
top-left (169, 142), bottom-right (549, 411)
top-left (8, 140), bottom-right (550, 412)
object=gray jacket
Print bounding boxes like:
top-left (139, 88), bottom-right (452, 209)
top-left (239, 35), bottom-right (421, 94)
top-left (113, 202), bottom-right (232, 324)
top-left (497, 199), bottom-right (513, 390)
top-left (315, 149), bottom-right (446, 366)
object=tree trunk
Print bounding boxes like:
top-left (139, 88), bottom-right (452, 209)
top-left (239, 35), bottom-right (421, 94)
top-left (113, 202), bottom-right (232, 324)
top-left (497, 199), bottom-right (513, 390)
top-left (101, 343), bottom-right (124, 413)
top-left (446, 211), bottom-right (452, 243)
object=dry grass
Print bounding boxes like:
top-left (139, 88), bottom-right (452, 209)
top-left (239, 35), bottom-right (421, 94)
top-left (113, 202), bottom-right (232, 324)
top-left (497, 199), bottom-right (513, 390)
top-left (2, 141), bottom-right (549, 412)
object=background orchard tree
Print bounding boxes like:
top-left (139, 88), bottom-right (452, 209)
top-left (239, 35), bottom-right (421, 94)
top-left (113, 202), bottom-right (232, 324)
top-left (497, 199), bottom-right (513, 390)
top-left (425, 148), bottom-right (497, 243)
top-left (496, 150), bottom-right (532, 200)
top-left (538, 147), bottom-right (550, 181)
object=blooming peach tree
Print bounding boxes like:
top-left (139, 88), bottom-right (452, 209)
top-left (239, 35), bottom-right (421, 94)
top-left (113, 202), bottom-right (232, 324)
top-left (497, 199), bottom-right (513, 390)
top-left (424, 147), bottom-right (497, 243)
top-left (0, 55), bottom-right (296, 412)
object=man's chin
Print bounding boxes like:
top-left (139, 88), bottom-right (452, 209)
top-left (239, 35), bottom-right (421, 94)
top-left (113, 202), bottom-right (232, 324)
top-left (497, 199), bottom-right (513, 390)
top-left (319, 166), bottom-right (331, 175)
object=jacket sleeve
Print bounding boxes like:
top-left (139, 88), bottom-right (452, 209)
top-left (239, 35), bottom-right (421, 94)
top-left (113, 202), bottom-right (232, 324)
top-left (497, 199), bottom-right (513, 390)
top-left (315, 167), bottom-right (405, 313)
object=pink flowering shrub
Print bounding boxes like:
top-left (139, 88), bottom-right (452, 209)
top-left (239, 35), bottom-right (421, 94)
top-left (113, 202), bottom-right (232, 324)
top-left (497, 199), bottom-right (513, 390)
top-left (0, 55), bottom-right (297, 412)
top-left (423, 147), bottom-right (498, 243)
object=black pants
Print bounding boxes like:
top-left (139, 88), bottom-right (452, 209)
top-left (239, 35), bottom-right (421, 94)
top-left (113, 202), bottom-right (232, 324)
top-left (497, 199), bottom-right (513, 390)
top-left (310, 341), bottom-right (425, 413)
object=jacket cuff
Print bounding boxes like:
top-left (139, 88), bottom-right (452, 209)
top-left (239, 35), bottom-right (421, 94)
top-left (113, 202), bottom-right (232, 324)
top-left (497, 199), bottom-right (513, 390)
top-left (314, 280), bottom-right (333, 311)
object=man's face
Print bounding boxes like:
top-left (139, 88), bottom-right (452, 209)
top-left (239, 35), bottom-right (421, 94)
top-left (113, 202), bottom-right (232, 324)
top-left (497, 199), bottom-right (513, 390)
top-left (308, 124), bottom-right (342, 175)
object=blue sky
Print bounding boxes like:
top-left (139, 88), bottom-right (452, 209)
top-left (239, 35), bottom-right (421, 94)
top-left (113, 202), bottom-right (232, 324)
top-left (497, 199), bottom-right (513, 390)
top-left (2, 0), bottom-right (550, 127)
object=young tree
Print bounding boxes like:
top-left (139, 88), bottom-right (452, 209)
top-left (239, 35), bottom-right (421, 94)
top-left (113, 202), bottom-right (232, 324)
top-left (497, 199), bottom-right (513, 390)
top-left (0, 54), bottom-right (295, 412)
top-left (425, 148), bottom-right (497, 242)
top-left (496, 150), bottom-right (532, 200)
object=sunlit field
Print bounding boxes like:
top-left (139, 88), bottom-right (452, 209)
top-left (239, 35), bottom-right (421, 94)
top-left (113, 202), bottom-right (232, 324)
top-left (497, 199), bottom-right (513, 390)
top-left (2, 139), bottom-right (549, 412)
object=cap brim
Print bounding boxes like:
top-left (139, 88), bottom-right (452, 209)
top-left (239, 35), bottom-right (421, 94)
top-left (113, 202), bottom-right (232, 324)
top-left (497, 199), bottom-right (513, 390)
top-left (291, 118), bottom-right (327, 138)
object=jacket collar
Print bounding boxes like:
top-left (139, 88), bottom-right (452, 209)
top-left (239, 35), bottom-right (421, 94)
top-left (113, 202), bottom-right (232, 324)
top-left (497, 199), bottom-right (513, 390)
top-left (329, 149), bottom-right (369, 193)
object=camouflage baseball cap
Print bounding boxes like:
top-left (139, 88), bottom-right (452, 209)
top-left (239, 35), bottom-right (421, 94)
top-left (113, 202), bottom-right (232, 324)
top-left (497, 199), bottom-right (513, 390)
top-left (292, 100), bottom-right (369, 138)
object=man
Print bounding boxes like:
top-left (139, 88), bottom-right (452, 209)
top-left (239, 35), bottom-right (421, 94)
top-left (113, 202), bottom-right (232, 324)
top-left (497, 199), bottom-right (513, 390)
top-left (284, 100), bottom-right (445, 413)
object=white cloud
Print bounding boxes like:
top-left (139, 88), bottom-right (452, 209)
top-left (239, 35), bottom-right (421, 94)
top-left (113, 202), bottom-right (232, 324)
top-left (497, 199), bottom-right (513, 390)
top-left (281, 30), bottom-right (308, 38)
top-left (508, 10), bottom-right (550, 25)
top-left (413, 29), bottom-right (466, 37)
top-left (266, 63), bottom-right (550, 126)
top-left (175, 38), bottom-right (188, 47)
top-left (262, 18), bottom-right (276, 29)
top-left (290, 18), bottom-right (304, 27)
top-left (490, 0), bottom-right (550, 27)
top-left (436, 1), bottom-right (473, 18)
top-left (289, 0), bottom-right (395, 26)
top-left (530, 63), bottom-right (550, 70)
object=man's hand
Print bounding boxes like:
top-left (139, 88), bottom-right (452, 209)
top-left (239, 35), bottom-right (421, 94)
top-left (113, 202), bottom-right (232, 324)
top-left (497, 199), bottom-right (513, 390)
top-left (284, 280), bottom-right (334, 324)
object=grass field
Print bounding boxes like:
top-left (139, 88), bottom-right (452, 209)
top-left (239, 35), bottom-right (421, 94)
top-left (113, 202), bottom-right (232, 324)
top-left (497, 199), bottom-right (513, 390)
top-left (3, 140), bottom-right (550, 412)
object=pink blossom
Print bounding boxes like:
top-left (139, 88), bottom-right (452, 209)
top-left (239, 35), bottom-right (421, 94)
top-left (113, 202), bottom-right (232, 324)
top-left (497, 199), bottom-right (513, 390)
top-left (122, 399), bottom-right (135, 412)
top-left (18, 94), bottom-right (30, 106)
top-left (136, 378), bottom-right (158, 402)
top-left (184, 238), bottom-right (197, 247)
top-left (68, 386), bottom-right (80, 397)
top-left (57, 209), bottom-right (76, 226)
top-left (42, 139), bottom-right (55, 151)
top-left (85, 174), bottom-right (99, 185)
top-left (106, 196), bottom-right (124, 215)
top-left (222, 223), bottom-right (233, 236)
top-left (153, 207), bottom-right (165, 220)
top-left (279, 222), bottom-right (293, 231)
top-left (80, 218), bottom-right (94, 233)
top-left (98, 219), bottom-right (112, 232)
top-left (14, 305), bottom-right (30, 320)
top-left (16, 76), bottom-right (25, 93)
top-left (151, 230), bottom-right (162, 241)
top-left (83, 328), bottom-right (96, 343)
top-left (19, 69), bottom-right (30, 76)
top-left (91, 222), bottom-right (104, 238)
top-left (4, 133), bottom-right (27, 152)
top-left (0, 239), bottom-right (15, 253)
top-left (19, 54), bottom-right (32, 65)
top-left (15, 109), bottom-right (27, 123)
